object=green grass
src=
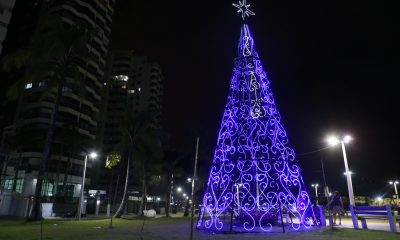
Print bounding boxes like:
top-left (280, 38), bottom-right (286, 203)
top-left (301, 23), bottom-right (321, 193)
top-left (0, 217), bottom-right (398, 240)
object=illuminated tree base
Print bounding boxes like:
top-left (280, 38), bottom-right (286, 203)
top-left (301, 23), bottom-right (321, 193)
top-left (197, 159), bottom-right (318, 232)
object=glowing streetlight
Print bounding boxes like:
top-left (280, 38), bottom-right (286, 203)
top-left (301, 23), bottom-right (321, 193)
top-left (327, 136), bottom-right (340, 146)
top-left (327, 134), bottom-right (355, 207)
top-left (89, 152), bottom-right (98, 159)
top-left (177, 187), bottom-right (182, 192)
top-left (78, 151), bottom-right (98, 221)
top-left (183, 193), bottom-right (187, 197)
top-left (187, 178), bottom-right (192, 183)
top-left (375, 196), bottom-right (383, 206)
top-left (311, 184), bottom-right (319, 204)
top-left (389, 181), bottom-right (399, 200)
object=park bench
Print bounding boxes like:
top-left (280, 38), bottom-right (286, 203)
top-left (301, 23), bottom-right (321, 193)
top-left (350, 205), bottom-right (400, 232)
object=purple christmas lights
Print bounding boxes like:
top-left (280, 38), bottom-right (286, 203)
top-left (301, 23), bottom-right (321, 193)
top-left (197, 24), bottom-right (317, 232)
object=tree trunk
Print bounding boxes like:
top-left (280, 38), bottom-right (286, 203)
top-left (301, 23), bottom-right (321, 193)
top-left (112, 171), bottom-right (120, 210)
top-left (139, 168), bottom-right (146, 216)
top-left (108, 169), bottom-right (114, 206)
top-left (11, 150), bottom-right (23, 192)
top-left (165, 173), bottom-right (172, 217)
top-left (31, 81), bottom-right (63, 221)
top-left (114, 147), bottom-right (132, 218)
top-left (1, 155), bottom-right (9, 184)
top-left (54, 144), bottom-right (63, 198)
top-left (61, 153), bottom-right (71, 197)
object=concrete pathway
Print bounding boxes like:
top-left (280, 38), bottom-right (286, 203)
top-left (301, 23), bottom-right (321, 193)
top-left (327, 217), bottom-right (397, 232)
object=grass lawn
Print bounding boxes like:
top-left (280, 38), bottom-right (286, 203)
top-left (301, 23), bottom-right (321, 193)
top-left (0, 217), bottom-right (399, 240)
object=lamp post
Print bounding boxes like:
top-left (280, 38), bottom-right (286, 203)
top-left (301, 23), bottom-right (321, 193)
top-left (311, 184), bottom-right (319, 204)
top-left (389, 181), bottom-right (399, 200)
top-left (327, 135), bottom-right (355, 207)
top-left (77, 152), bottom-right (97, 221)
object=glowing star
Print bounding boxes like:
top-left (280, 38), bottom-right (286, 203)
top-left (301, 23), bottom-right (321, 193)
top-left (232, 0), bottom-right (255, 20)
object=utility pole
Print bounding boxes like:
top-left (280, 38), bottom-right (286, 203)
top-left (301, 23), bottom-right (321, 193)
top-left (190, 137), bottom-right (200, 240)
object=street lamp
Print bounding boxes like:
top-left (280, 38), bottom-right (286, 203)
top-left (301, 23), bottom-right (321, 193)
top-left (177, 187), bottom-right (182, 193)
top-left (375, 196), bottom-right (383, 206)
top-left (327, 135), bottom-right (355, 207)
top-left (311, 184), bottom-right (319, 204)
top-left (77, 151), bottom-right (97, 221)
top-left (389, 181), bottom-right (399, 200)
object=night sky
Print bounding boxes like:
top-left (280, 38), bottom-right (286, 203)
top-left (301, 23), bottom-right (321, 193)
top-left (0, 1), bottom-right (395, 198)
top-left (108, 0), bottom-right (397, 198)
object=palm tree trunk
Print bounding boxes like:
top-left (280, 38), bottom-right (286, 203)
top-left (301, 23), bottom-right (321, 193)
top-left (139, 168), bottom-right (146, 216)
top-left (31, 81), bottom-right (63, 220)
top-left (165, 173), bottom-right (172, 217)
top-left (1, 155), bottom-right (8, 184)
top-left (11, 150), bottom-right (23, 192)
top-left (108, 169), bottom-right (114, 206)
top-left (114, 147), bottom-right (132, 218)
top-left (61, 153), bottom-right (71, 197)
top-left (112, 171), bottom-right (120, 209)
top-left (54, 144), bottom-right (63, 198)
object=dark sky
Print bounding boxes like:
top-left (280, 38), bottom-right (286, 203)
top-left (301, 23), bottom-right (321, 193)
top-left (109, 1), bottom-right (397, 197)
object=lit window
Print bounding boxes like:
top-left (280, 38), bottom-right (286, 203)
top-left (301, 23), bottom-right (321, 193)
top-left (38, 81), bottom-right (45, 87)
top-left (112, 75), bottom-right (129, 82)
top-left (25, 83), bottom-right (33, 89)
top-left (3, 179), bottom-right (24, 193)
top-left (129, 90), bottom-right (135, 94)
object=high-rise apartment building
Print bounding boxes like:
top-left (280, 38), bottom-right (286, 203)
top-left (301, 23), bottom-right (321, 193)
top-left (101, 51), bottom-right (163, 154)
top-left (0, 0), bottom-right (116, 217)
top-left (94, 51), bottom-right (163, 196)
top-left (0, 0), bottom-right (16, 55)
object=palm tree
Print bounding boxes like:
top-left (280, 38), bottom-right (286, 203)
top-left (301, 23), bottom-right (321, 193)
top-left (113, 110), bottom-right (162, 218)
top-left (53, 124), bottom-right (94, 199)
top-left (162, 154), bottom-right (185, 217)
top-left (1, 9), bottom-right (97, 220)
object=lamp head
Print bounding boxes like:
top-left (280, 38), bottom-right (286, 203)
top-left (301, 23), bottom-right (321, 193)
top-left (327, 136), bottom-right (340, 146)
top-left (343, 135), bottom-right (352, 143)
top-left (89, 152), bottom-right (98, 159)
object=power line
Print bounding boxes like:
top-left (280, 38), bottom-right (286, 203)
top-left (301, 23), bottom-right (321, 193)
top-left (296, 146), bottom-right (331, 157)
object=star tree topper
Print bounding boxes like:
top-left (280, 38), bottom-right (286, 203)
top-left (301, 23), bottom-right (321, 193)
top-left (232, 0), bottom-right (255, 20)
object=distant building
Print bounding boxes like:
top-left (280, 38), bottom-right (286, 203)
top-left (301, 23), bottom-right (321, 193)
top-left (0, 0), bottom-right (116, 217)
top-left (0, 0), bottom-right (16, 55)
top-left (93, 51), bottom-right (164, 203)
top-left (100, 51), bottom-right (164, 155)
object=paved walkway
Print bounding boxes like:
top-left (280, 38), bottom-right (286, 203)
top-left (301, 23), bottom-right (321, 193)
top-left (326, 217), bottom-right (396, 232)
top-left (45, 214), bottom-right (398, 232)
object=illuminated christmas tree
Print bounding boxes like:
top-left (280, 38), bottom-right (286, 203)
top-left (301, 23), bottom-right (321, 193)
top-left (196, 1), bottom-right (317, 232)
